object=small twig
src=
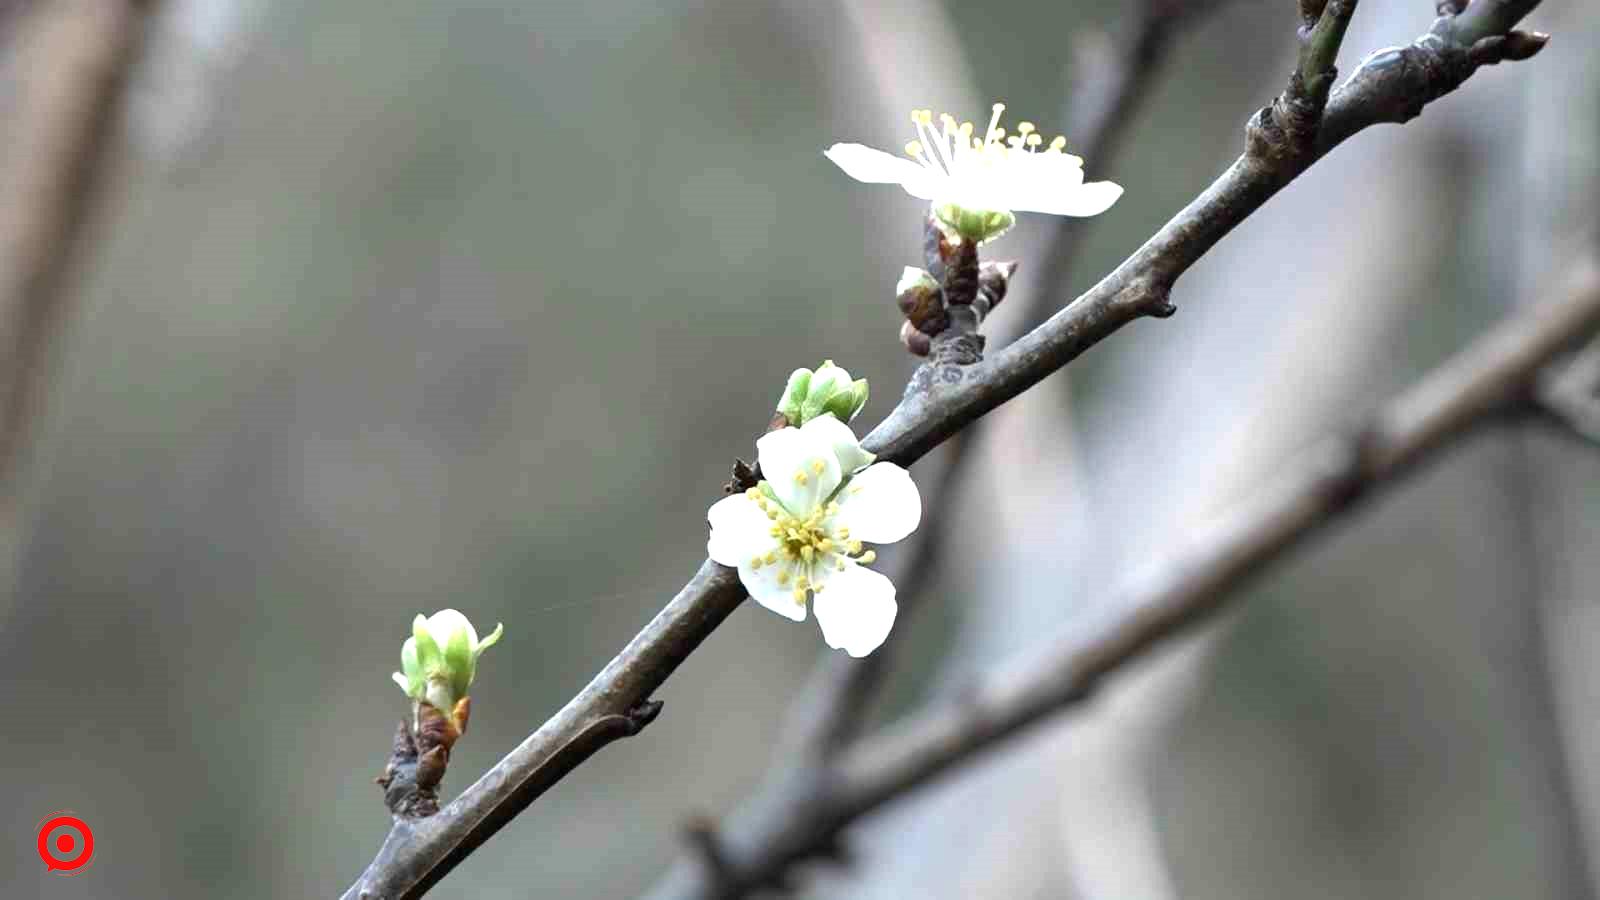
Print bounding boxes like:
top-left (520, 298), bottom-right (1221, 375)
top-left (342, 3), bottom-right (1550, 896)
top-left (653, 259), bottom-right (1600, 895)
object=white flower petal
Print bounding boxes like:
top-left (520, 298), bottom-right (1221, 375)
top-left (835, 463), bottom-right (921, 544)
top-left (824, 144), bottom-right (943, 201)
top-left (824, 143), bottom-right (926, 185)
top-left (739, 558), bottom-right (806, 622)
top-left (800, 414), bottom-right (874, 476)
top-left (707, 494), bottom-right (775, 567)
top-left (813, 564), bottom-right (898, 657)
top-left (1023, 179), bottom-right (1123, 217)
top-left (426, 609), bottom-right (476, 649)
top-left (757, 426), bottom-right (841, 516)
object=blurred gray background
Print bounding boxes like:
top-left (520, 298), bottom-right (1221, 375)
top-left (2, 0), bottom-right (1596, 897)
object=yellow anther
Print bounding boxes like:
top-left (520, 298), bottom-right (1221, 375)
top-left (1017, 121), bottom-right (1035, 135)
top-left (769, 525), bottom-right (782, 538)
top-left (848, 540), bottom-right (864, 555)
top-left (766, 509), bottom-right (779, 520)
top-left (745, 487), bottom-right (761, 500)
top-left (793, 587), bottom-right (807, 605)
top-left (794, 574), bottom-right (809, 589)
top-left (904, 140), bottom-right (923, 158)
top-left (960, 121), bottom-right (974, 136)
top-left (749, 555), bottom-right (764, 569)
top-left (801, 545), bottom-right (815, 563)
top-left (858, 550), bottom-right (877, 564)
top-left (811, 459), bottom-right (826, 475)
top-left (817, 538), bottom-right (834, 553)
top-left (836, 526), bottom-right (850, 539)
top-left (992, 102), bottom-right (1005, 112)
top-left (1026, 133), bottom-right (1042, 147)
top-left (1049, 135), bottom-right (1066, 151)
top-left (764, 551), bottom-right (777, 565)
top-left (777, 570), bottom-right (791, 586)
top-left (826, 502), bottom-right (841, 516)
top-left (794, 471), bottom-right (808, 486)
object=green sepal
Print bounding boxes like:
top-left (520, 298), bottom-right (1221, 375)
top-left (934, 203), bottom-right (1015, 245)
top-left (443, 622), bottom-right (474, 702)
top-left (776, 368), bottom-right (812, 421)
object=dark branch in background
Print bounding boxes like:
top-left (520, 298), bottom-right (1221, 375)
top-left (679, 260), bottom-right (1600, 892)
top-left (0, 0), bottom-right (159, 516)
top-left (341, 3), bottom-right (1548, 897)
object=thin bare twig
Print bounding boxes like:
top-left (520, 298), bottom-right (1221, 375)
top-left (0, 0), bottom-right (158, 512)
top-left (342, 3), bottom-right (1548, 896)
top-left (662, 259), bottom-right (1600, 895)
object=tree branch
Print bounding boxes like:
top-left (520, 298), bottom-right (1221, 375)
top-left (647, 258), bottom-right (1600, 898)
top-left (341, 3), bottom-right (1549, 896)
top-left (0, 0), bottom-right (158, 514)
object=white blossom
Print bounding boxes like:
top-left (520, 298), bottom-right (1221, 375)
top-left (824, 103), bottom-right (1122, 243)
top-left (707, 415), bottom-right (921, 657)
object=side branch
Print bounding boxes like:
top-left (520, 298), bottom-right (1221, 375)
top-left (342, 3), bottom-right (1548, 896)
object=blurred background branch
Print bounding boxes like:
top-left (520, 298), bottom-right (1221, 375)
top-left (0, 0), bottom-right (157, 531)
top-left (649, 258), bottom-right (1600, 898)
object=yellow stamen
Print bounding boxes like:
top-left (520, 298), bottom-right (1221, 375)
top-left (904, 140), bottom-right (923, 158)
top-left (794, 471), bottom-right (808, 486)
top-left (811, 459), bottom-right (826, 475)
top-left (1049, 135), bottom-right (1066, 151)
top-left (858, 550), bottom-right (877, 565)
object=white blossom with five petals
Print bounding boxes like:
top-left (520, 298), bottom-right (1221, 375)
top-left (707, 415), bottom-right (920, 657)
top-left (824, 103), bottom-right (1122, 243)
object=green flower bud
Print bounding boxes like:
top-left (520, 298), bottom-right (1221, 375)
top-left (800, 360), bottom-right (854, 422)
top-left (392, 609), bottom-right (504, 714)
top-left (933, 203), bottom-right (1016, 246)
top-left (775, 367), bottom-right (812, 423)
top-left (775, 360), bottom-right (870, 426)
top-left (820, 378), bottom-right (869, 423)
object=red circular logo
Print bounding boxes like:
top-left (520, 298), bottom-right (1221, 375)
top-left (35, 811), bottom-right (94, 875)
